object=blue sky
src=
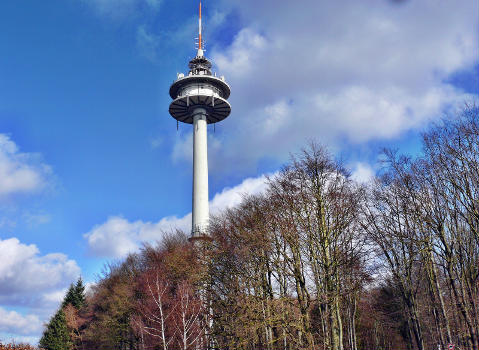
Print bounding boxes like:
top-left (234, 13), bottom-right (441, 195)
top-left (0, 0), bottom-right (477, 344)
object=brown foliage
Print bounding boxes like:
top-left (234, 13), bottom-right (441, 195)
top-left (0, 343), bottom-right (35, 350)
top-left (70, 104), bottom-right (478, 350)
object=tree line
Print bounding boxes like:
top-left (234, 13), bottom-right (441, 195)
top-left (39, 105), bottom-right (478, 350)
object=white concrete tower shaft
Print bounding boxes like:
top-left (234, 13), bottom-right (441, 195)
top-left (192, 107), bottom-right (209, 235)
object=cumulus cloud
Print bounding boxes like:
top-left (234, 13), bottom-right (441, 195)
top-left (0, 238), bottom-right (80, 306)
top-left (83, 215), bottom-right (181, 258)
top-left (84, 173), bottom-right (271, 258)
top-left (0, 237), bottom-right (81, 343)
top-left (351, 162), bottom-right (376, 184)
top-left (40, 288), bottom-right (68, 306)
top-left (0, 134), bottom-right (52, 199)
top-left (0, 307), bottom-right (42, 336)
top-left (169, 0), bottom-right (478, 174)
top-left (209, 173), bottom-right (270, 212)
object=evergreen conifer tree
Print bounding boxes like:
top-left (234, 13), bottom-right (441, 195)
top-left (62, 283), bottom-right (75, 308)
top-left (74, 277), bottom-right (86, 308)
top-left (62, 277), bottom-right (86, 309)
top-left (40, 278), bottom-right (86, 350)
top-left (38, 309), bottom-right (73, 350)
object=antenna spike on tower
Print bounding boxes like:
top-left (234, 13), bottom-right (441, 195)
top-left (198, 1), bottom-right (202, 51)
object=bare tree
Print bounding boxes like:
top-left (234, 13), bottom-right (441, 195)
top-left (138, 269), bottom-right (176, 350)
top-left (418, 105), bottom-right (479, 349)
top-left (173, 280), bottom-right (206, 350)
top-left (362, 155), bottom-right (425, 350)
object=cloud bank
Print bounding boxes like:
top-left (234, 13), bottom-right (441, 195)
top-left (172, 0), bottom-right (478, 173)
top-left (0, 135), bottom-right (68, 341)
top-left (0, 308), bottom-right (42, 336)
top-left (0, 237), bottom-right (81, 342)
top-left (0, 238), bottom-right (80, 306)
top-left (84, 173), bottom-right (271, 258)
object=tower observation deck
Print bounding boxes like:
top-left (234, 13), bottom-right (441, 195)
top-left (169, 2), bottom-right (231, 240)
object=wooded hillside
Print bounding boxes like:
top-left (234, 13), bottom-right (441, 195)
top-left (39, 105), bottom-right (478, 350)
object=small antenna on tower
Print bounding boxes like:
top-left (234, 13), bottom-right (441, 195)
top-left (195, 1), bottom-right (205, 56)
top-left (198, 2), bottom-right (202, 50)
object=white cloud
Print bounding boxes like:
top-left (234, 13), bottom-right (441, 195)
top-left (84, 281), bottom-right (96, 296)
top-left (0, 136), bottom-right (63, 343)
top-left (84, 173), bottom-right (271, 258)
top-left (40, 288), bottom-right (68, 306)
top-left (0, 238), bottom-right (81, 343)
top-left (209, 173), bottom-right (270, 213)
top-left (178, 0), bottom-right (479, 173)
top-left (84, 216), bottom-right (161, 258)
top-left (0, 238), bottom-right (80, 306)
top-left (0, 134), bottom-right (52, 198)
top-left (351, 162), bottom-right (375, 184)
top-left (0, 307), bottom-right (42, 336)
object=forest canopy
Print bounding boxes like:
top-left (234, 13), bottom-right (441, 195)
top-left (39, 105), bottom-right (478, 350)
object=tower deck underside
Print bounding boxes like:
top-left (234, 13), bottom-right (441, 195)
top-left (169, 95), bottom-right (231, 124)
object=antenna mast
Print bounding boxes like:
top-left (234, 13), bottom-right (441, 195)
top-left (198, 2), bottom-right (202, 51)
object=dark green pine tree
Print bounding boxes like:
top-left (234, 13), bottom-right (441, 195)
top-left (38, 309), bottom-right (73, 350)
top-left (40, 278), bottom-right (86, 350)
top-left (74, 277), bottom-right (86, 308)
top-left (62, 283), bottom-right (75, 308)
top-left (62, 277), bottom-right (86, 309)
